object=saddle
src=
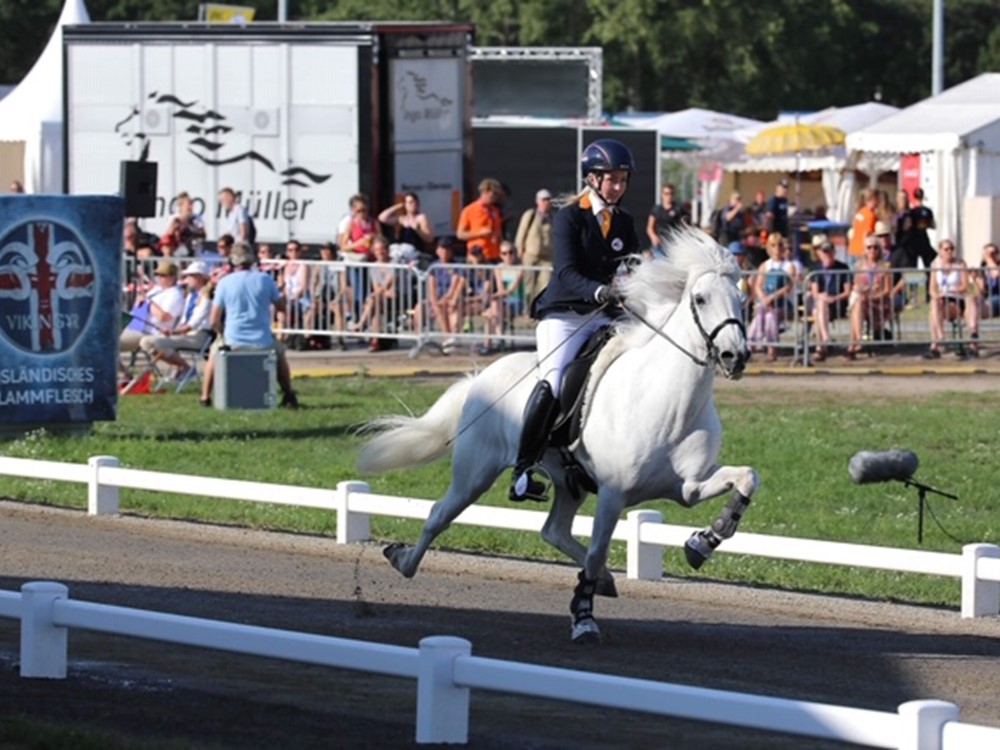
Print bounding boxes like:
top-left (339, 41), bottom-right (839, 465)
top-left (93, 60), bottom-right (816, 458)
top-left (546, 326), bottom-right (617, 496)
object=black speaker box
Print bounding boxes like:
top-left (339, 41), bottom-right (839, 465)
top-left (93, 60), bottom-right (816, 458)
top-left (119, 161), bottom-right (158, 217)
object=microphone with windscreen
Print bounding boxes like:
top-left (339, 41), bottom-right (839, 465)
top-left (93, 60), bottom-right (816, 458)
top-left (848, 449), bottom-right (919, 485)
top-left (847, 448), bottom-right (957, 544)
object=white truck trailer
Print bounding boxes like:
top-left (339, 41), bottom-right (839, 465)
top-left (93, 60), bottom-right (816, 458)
top-left (62, 22), bottom-right (473, 243)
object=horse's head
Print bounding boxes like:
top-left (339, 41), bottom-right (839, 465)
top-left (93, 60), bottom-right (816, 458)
top-left (687, 268), bottom-right (749, 380)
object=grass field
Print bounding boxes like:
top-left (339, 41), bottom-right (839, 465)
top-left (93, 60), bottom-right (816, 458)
top-left (1, 374), bottom-right (998, 608)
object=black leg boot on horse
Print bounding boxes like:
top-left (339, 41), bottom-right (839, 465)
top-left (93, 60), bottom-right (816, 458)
top-left (509, 380), bottom-right (560, 502)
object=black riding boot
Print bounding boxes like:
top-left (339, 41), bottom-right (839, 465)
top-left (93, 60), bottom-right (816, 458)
top-left (509, 380), bottom-right (560, 502)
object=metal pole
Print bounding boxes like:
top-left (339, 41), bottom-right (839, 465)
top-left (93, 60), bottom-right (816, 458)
top-left (277, 0), bottom-right (288, 22)
top-left (931, 0), bottom-right (944, 95)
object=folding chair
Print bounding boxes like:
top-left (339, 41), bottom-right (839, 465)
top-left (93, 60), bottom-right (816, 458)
top-left (174, 331), bottom-right (217, 393)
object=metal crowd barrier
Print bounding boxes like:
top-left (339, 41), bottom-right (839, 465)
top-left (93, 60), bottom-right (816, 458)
top-left (121, 257), bottom-right (999, 361)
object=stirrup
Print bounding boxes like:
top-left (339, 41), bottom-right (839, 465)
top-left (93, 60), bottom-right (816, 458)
top-left (509, 467), bottom-right (553, 503)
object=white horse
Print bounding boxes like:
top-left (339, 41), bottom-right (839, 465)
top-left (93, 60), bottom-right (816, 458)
top-left (357, 229), bottom-right (760, 642)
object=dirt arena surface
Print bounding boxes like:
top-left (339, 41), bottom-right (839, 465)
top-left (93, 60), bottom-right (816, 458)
top-left (2, 494), bottom-right (1000, 749)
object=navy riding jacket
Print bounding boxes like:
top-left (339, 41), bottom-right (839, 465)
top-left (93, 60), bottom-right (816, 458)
top-left (532, 194), bottom-right (638, 319)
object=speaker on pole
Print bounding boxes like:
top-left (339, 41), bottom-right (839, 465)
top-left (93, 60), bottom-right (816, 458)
top-left (119, 161), bottom-right (158, 217)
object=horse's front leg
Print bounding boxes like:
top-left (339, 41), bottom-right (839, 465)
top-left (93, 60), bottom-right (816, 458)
top-left (570, 490), bottom-right (627, 643)
top-left (541, 479), bottom-right (618, 597)
top-left (679, 466), bottom-right (760, 570)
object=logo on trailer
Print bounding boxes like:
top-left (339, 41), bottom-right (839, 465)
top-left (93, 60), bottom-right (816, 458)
top-left (0, 221), bottom-right (95, 354)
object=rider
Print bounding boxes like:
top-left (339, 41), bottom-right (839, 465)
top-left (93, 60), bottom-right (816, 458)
top-left (509, 139), bottom-right (639, 502)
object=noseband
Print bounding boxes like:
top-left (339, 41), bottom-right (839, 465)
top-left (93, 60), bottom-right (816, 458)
top-left (622, 291), bottom-right (745, 370)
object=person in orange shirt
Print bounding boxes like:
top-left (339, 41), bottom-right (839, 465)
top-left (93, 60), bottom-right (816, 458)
top-left (456, 178), bottom-right (504, 262)
top-left (848, 188), bottom-right (878, 258)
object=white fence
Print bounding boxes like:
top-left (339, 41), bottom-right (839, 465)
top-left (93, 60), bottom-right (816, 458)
top-left (0, 455), bottom-right (997, 619)
top-left (2, 581), bottom-right (999, 748)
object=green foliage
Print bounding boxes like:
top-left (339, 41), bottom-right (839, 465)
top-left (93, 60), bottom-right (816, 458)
top-left (1, 376), bottom-right (998, 609)
top-left (2, 0), bottom-right (997, 118)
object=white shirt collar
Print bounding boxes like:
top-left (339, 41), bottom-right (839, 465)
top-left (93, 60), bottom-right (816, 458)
top-left (587, 188), bottom-right (613, 217)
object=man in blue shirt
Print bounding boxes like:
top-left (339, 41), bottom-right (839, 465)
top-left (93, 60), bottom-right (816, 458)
top-left (199, 242), bottom-right (299, 408)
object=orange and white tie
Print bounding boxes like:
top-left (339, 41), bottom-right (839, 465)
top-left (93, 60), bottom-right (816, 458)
top-left (599, 208), bottom-right (612, 238)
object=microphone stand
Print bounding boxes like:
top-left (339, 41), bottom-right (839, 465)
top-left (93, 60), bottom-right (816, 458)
top-left (898, 477), bottom-right (958, 544)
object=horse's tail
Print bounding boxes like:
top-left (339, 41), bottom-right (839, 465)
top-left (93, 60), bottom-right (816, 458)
top-left (356, 376), bottom-right (475, 474)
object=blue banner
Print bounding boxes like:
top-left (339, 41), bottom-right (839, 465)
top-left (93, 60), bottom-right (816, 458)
top-left (0, 196), bottom-right (124, 425)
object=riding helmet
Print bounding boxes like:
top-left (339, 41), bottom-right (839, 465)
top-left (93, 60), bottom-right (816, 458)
top-left (580, 139), bottom-right (636, 177)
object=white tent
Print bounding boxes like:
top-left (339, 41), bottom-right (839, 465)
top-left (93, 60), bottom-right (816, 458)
top-left (847, 74), bottom-right (1000, 250)
top-left (0, 0), bottom-right (90, 193)
top-left (616, 108), bottom-right (765, 223)
top-left (726, 102), bottom-right (900, 223)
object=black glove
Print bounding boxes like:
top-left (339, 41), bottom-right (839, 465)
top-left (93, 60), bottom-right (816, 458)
top-left (595, 285), bottom-right (624, 306)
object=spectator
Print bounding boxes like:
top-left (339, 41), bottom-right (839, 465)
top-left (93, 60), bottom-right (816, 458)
top-left (10, 180), bottom-right (24, 193)
top-left (848, 188), bottom-right (878, 260)
top-left (462, 243), bottom-right (492, 324)
top-left (747, 232), bottom-right (792, 362)
top-left (200, 241), bottom-right (298, 409)
top-left (808, 239), bottom-right (851, 362)
top-left (378, 192), bottom-right (434, 261)
top-left (139, 260), bottom-right (214, 384)
top-left (718, 191), bottom-right (747, 252)
top-left (159, 192), bottom-right (206, 257)
top-left (742, 227), bottom-right (766, 268)
top-left (975, 242), bottom-right (1000, 321)
top-left (925, 239), bottom-right (978, 359)
top-left (337, 194), bottom-right (369, 252)
top-left (893, 189), bottom-right (917, 265)
top-left (218, 187), bottom-right (253, 244)
top-left (482, 240), bottom-right (525, 354)
top-left (257, 243), bottom-right (281, 280)
top-left (844, 234), bottom-right (893, 361)
top-left (646, 183), bottom-right (685, 255)
top-left (120, 260), bottom-right (186, 372)
top-left (456, 178), bottom-right (503, 263)
top-left (339, 194), bottom-right (378, 324)
top-left (764, 179), bottom-right (789, 239)
top-left (514, 188), bottom-right (555, 308)
top-left (278, 239), bottom-right (313, 343)
top-left (748, 189), bottom-right (767, 229)
top-left (414, 236), bottom-right (465, 352)
top-left (909, 187), bottom-right (937, 267)
top-left (352, 236), bottom-right (396, 352)
top-left (314, 241), bottom-right (349, 349)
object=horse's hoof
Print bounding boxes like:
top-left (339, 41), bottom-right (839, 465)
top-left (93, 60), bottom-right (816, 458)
top-left (571, 618), bottom-right (602, 644)
top-left (684, 533), bottom-right (714, 570)
top-left (383, 543), bottom-right (413, 576)
top-left (595, 575), bottom-right (618, 598)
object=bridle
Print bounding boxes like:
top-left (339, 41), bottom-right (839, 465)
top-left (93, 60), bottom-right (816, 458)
top-left (621, 281), bottom-right (746, 370)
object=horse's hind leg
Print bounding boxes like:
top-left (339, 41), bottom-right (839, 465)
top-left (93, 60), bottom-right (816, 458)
top-left (541, 482), bottom-right (618, 597)
top-left (384, 447), bottom-right (506, 578)
top-left (680, 466), bottom-right (760, 570)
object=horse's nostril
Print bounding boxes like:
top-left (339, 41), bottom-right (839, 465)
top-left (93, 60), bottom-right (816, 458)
top-left (721, 350), bottom-right (734, 361)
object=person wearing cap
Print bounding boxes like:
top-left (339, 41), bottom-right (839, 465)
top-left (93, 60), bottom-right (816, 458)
top-left (515, 188), bottom-right (555, 307)
top-left (509, 139), bottom-right (638, 503)
top-left (764, 179), bottom-right (789, 239)
top-left (120, 260), bottom-right (186, 356)
top-left (200, 241), bottom-right (299, 408)
top-left (138, 261), bottom-right (215, 384)
top-left (808, 239), bottom-right (851, 362)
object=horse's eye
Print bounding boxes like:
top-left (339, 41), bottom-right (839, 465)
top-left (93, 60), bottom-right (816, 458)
top-left (693, 294), bottom-right (706, 306)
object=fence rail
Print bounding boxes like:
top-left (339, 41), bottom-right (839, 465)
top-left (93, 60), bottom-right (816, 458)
top-left (122, 257), bottom-right (1000, 359)
top-left (4, 581), bottom-right (999, 748)
top-left (1, 455), bottom-right (998, 618)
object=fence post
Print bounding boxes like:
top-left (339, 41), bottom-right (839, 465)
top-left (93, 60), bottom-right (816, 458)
top-left (20, 581), bottom-right (69, 679)
top-left (416, 636), bottom-right (471, 745)
top-left (626, 509), bottom-right (663, 581)
top-left (898, 700), bottom-right (959, 750)
top-left (961, 543), bottom-right (1000, 618)
top-left (335, 481), bottom-right (371, 543)
top-left (87, 455), bottom-right (119, 516)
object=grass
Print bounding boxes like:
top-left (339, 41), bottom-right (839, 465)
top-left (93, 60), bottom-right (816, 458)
top-left (1, 374), bottom-right (998, 608)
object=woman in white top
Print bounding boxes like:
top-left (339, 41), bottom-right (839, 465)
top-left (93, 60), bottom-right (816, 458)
top-left (926, 239), bottom-right (978, 358)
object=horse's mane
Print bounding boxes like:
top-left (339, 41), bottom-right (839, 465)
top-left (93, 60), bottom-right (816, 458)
top-left (615, 227), bottom-right (741, 344)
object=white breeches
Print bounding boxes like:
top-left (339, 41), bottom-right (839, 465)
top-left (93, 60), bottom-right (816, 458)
top-left (536, 310), bottom-right (614, 399)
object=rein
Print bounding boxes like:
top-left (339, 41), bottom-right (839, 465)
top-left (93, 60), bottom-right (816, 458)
top-left (622, 291), bottom-right (745, 370)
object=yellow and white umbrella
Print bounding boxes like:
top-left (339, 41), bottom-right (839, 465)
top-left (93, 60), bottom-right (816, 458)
top-left (745, 122), bottom-right (846, 156)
